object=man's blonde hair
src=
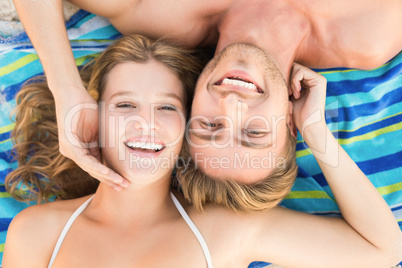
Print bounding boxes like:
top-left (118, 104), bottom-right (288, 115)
top-left (176, 128), bottom-right (298, 212)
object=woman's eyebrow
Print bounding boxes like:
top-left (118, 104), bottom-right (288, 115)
top-left (109, 90), bottom-right (137, 100)
top-left (157, 92), bottom-right (184, 106)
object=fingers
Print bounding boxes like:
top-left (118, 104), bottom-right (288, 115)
top-left (289, 63), bottom-right (327, 99)
top-left (61, 145), bottom-right (130, 190)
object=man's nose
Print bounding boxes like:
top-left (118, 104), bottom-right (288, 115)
top-left (218, 94), bottom-right (248, 129)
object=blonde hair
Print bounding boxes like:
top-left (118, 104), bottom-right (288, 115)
top-left (176, 128), bottom-right (298, 212)
top-left (6, 34), bottom-right (202, 204)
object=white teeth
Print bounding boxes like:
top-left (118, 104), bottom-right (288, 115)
top-left (125, 141), bottom-right (164, 151)
top-left (221, 78), bottom-right (257, 91)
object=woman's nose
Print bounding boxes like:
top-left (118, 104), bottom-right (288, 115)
top-left (133, 108), bottom-right (158, 132)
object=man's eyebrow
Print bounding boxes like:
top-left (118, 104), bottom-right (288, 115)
top-left (190, 131), bottom-right (271, 149)
top-left (190, 131), bottom-right (223, 142)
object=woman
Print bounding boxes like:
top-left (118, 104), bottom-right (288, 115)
top-left (3, 35), bottom-right (402, 267)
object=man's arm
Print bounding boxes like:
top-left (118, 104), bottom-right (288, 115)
top-left (246, 64), bottom-right (402, 267)
top-left (12, 0), bottom-right (130, 189)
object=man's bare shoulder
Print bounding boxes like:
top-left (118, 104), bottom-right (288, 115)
top-left (3, 197), bottom-right (90, 267)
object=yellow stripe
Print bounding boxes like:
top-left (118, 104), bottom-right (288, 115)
top-left (0, 243), bottom-right (4, 252)
top-left (297, 112), bottom-right (402, 145)
top-left (377, 182), bottom-right (402, 196)
top-left (317, 59), bottom-right (393, 75)
top-left (0, 192), bottom-right (12, 198)
top-left (296, 148), bottom-right (312, 158)
top-left (296, 121), bottom-right (402, 157)
top-left (336, 112), bottom-right (402, 133)
top-left (285, 190), bottom-right (333, 200)
top-left (338, 121), bottom-right (402, 145)
top-left (75, 54), bottom-right (100, 66)
top-left (0, 123), bottom-right (15, 134)
top-left (0, 138), bottom-right (11, 145)
top-left (0, 54), bottom-right (38, 76)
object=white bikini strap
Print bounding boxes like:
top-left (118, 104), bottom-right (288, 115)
top-left (48, 195), bottom-right (95, 268)
top-left (170, 192), bottom-right (214, 268)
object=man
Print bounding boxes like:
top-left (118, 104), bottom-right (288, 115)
top-left (12, 0), bottom-right (402, 187)
top-left (188, 43), bottom-right (298, 184)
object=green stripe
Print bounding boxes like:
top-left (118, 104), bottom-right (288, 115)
top-left (75, 54), bottom-right (100, 66)
top-left (73, 39), bottom-right (115, 43)
top-left (0, 243), bottom-right (4, 252)
top-left (336, 112), bottom-right (402, 133)
top-left (296, 121), bottom-right (402, 157)
top-left (0, 138), bottom-right (11, 145)
top-left (285, 190), bottom-right (333, 200)
top-left (317, 60), bottom-right (391, 75)
top-left (0, 54), bottom-right (38, 76)
top-left (377, 182), bottom-right (402, 196)
top-left (0, 192), bottom-right (12, 198)
top-left (297, 112), bottom-right (402, 145)
top-left (0, 123), bottom-right (15, 134)
top-left (338, 121), bottom-right (402, 145)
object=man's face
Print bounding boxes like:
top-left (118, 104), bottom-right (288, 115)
top-left (189, 44), bottom-right (292, 184)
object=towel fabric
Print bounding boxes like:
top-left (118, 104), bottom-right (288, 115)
top-left (0, 11), bottom-right (401, 267)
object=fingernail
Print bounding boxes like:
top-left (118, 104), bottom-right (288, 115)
top-left (113, 177), bottom-right (123, 184)
top-left (100, 168), bottom-right (109, 175)
top-left (113, 185), bottom-right (122, 192)
top-left (121, 180), bottom-right (130, 188)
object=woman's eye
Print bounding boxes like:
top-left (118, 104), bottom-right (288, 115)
top-left (159, 105), bottom-right (177, 111)
top-left (116, 103), bottom-right (134, 108)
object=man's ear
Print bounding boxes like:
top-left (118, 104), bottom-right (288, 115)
top-left (287, 101), bottom-right (297, 138)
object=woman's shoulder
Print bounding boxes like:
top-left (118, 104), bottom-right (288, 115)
top-left (3, 196), bottom-right (92, 267)
top-left (12, 195), bottom-right (91, 228)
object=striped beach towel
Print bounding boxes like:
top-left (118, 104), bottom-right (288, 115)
top-left (0, 10), bottom-right (401, 267)
top-left (252, 50), bottom-right (402, 267)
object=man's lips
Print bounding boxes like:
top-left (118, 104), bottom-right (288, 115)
top-left (214, 70), bottom-right (263, 93)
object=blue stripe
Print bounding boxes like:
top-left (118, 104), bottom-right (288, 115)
top-left (0, 133), bottom-right (10, 143)
top-left (0, 218), bottom-right (12, 232)
top-left (1, 74), bottom-right (43, 103)
top-left (70, 13), bottom-right (96, 29)
top-left (324, 63), bottom-right (402, 96)
top-left (333, 113), bottom-right (402, 139)
top-left (313, 52), bottom-right (402, 75)
top-left (325, 87), bottom-right (402, 124)
top-left (0, 10), bottom-right (90, 44)
top-left (0, 151), bottom-right (13, 163)
top-left (326, 101), bottom-right (402, 133)
top-left (248, 262), bottom-right (271, 268)
top-left (310, 151), bottom-right (402, 187)
top-left (9, 43), bottom-right (110, 52)
top-left (326, 74), bottom-right (402, 108)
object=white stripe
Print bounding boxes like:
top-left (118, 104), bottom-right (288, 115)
top-left (48, 195), bottom-right (94, 268)
top-left (170, 192), bottom-right (214, 268)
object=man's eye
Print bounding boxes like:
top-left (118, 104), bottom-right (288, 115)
top-left (201, 121), bottom-right (221, 129)
top-left (244, 129), bottom-right (267, 137)
top-left (116, 103), bottom-right (134, 108)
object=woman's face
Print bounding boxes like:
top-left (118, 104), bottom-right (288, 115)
top-left (100, 60), bottom-right (186, 183)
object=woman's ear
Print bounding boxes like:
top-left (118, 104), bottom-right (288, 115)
top-left (287, 101), bottom-right (297, 138)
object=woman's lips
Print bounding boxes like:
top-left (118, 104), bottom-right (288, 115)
top-left (123, 137), bottom-right (166, 158)
top-left (124, 145), bottom-right (165, 158)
